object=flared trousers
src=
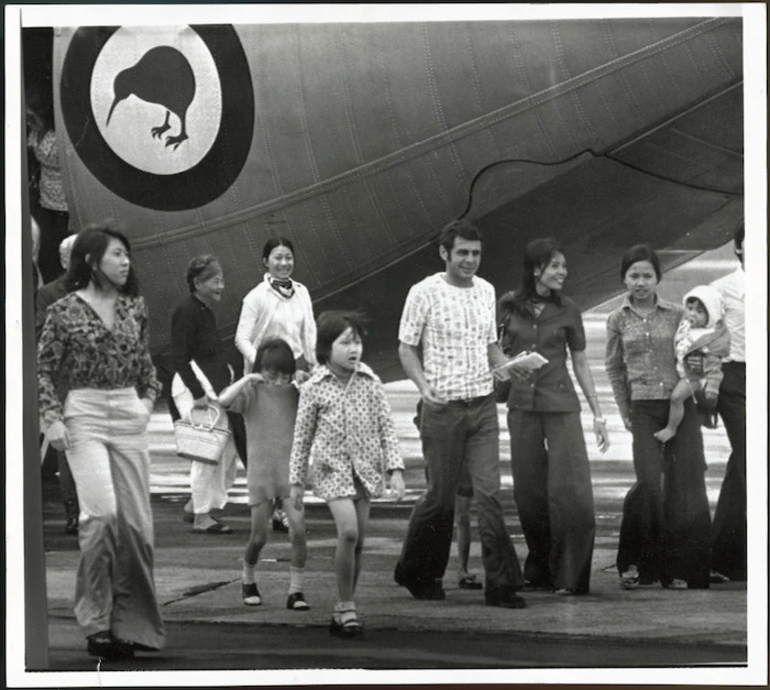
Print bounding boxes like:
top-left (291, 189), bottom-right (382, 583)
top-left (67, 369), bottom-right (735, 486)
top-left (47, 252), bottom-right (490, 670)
top-left (63, 388), bottom-right (165, 648)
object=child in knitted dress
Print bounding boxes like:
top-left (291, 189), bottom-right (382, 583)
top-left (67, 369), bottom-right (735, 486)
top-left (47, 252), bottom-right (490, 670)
top-left (289, 311), bottom-right (406, 638)
top-left (654, 285), bottom-right (730, 444)
top-left (218, 337), bottom-right (310, 610)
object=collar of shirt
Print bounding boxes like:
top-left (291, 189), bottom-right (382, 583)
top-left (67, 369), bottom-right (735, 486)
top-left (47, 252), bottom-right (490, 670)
top-left (620, 294), bottom-right (677, 318)
top-left (310, 362), bottom-right (377, 384)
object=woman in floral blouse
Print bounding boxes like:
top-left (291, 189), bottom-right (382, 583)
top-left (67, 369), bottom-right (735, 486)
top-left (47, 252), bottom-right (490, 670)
top-left (26, 85), bottom-right (70, 284)
top-left (289, 311), bottom-right (405, 638)
top-left (37, 224), bottom-right (165, 660)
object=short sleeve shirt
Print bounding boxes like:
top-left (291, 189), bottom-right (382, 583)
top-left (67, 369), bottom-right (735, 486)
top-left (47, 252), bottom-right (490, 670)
top-left (503, 295), bottom-right (586, 412)
top-left (398, 273), bottom-right (497, 401)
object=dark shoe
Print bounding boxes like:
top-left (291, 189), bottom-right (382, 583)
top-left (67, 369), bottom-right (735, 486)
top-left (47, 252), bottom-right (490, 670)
top-left (485, 592), bottom-right (526, 609)
top-left (709, 570), bottom-right (730, 584)
top-left (64, 517), bottom-right (79, 535)
top-left (128, 641), bottom-right (159, 652)
top-left (286, 592), bottom-right (310, 611)
top-left (394, 564), bottom-right (446, 600)
top-left (87, 631), bottom-right (135, 661)
top-left (242, 582), bottom-right (262, 606)
top-left (329, 613), bottom-right (363, 639)
top-left (458, 574), bottom-right (483, 590)
top-left (522, 579), bottom-right (552, 592)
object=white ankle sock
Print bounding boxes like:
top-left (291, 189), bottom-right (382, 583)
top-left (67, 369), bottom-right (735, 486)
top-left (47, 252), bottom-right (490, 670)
top-left (242, 560), bottom-right (256, 584)
top-left (288, 566), bottom-right (305, 594)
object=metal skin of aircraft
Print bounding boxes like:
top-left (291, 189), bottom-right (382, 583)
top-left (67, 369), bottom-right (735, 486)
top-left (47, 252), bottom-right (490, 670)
top-left (44, 17), bottom-right (742, 384)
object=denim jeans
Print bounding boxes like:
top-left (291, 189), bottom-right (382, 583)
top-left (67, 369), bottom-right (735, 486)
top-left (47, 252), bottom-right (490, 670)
top-left (396, 394), bottom-right (523, 595)
top-left (64, 388), bottom-right (166, 648)
top-left (712, 362), bottom-right (746, 580)
top-left (616, 398), bottom-right (711, 588)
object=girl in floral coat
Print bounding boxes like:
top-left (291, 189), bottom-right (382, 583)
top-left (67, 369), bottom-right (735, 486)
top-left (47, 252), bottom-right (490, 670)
top-left (289, 311), bottom-right (405, 638)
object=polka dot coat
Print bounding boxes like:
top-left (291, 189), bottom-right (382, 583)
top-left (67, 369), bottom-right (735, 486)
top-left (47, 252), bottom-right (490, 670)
top-left (289, 363), bottom-right (403, 501)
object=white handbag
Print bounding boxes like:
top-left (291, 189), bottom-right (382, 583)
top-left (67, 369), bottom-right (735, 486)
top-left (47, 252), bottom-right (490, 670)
top-left (173, 404), bottom-right (231, 465)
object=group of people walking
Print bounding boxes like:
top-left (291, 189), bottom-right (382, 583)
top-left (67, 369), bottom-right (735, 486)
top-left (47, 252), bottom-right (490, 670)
top-left (36, 217), bottom-right (746, 660)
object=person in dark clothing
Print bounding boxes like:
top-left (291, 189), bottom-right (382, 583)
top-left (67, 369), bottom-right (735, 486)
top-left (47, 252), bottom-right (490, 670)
top-left (708, 224), bottom-right (746, 581)
top-left (499, 238), bottom-right (609, 595)
top-left (170, 255), bottom-right (247, 534)
top-left (393, 219), bottom-right (525, 608)
top-left (35, 233), bottom-right (80, 534)
top-left (606, 244), bottom-right (712, 590)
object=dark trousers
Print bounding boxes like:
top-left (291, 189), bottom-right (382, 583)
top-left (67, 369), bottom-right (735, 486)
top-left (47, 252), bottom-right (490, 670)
top-left (712, 362), bottom-right (746, 580)
top-left (507, 410), bottom-right (596, 593)
top-left (32, 206), bottom-right (70, 285)
top-left (617, 399), bottom-right (711, 588)
top-left (396, 394), bottom-right (523, 595)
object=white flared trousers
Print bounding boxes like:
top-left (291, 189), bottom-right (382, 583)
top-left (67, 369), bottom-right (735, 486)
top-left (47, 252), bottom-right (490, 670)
top-left (63, 388), bottom-right (165, 649)
top-left (189, 435), bottom-right (238, 514)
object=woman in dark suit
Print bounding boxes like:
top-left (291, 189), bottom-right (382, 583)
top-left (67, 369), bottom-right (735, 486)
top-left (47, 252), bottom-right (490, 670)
top-left (499, 238), bottom-right (609, 595)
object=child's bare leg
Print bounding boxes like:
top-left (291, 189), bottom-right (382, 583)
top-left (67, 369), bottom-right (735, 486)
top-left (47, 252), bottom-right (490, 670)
top-left (455, 494), bottom-right (472, 580)
top-left (654, 379), bottom-right (696, 443)
top-left (352, 497), bottom-right (371, 595)
top-left (242, 502), bottom-right (271, 605)
top-left (327, 498), bottom-right (360, 602)
top-left (283, 497), bottom-right (307, 568)
top-left (243, 502), bottom-right (272, 572)
top-left (283, 497), bottom-right (310, 607)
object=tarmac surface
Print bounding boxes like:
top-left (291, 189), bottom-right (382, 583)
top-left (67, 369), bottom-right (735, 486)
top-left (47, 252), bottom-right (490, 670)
top-left (32, 244), bottom-right (756, 681)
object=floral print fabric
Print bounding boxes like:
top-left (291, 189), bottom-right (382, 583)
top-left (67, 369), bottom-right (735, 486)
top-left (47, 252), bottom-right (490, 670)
top-left (289, 363), bottom-right (403, 501)
top-left (37, 293), bottom-right (161, 427)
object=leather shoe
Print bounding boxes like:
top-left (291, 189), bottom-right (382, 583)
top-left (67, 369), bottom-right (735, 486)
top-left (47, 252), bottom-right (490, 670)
top-left (394, 564), bottom-right (446, 600)
top-left (87, 631), bottom-right (135, 660)
top-left (485, 592), bottom-right (526, 609)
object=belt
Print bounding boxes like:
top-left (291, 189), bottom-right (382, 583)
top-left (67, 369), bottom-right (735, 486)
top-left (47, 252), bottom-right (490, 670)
top-left (446, 394), bottom-right (490, 406)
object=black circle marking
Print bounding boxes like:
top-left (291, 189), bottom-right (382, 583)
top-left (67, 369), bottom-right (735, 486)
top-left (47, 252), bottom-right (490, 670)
top-left (60, 25), bottom-right (254, 211)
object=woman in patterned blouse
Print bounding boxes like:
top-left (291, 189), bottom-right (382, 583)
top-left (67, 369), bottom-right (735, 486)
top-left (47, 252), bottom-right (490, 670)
top-left (26, 85), bottom-right (70, 284)
top-left (289, 311), bottom-right (406, 638)
top-left (605, 244), bottom-right (711, 591)
top-left (37, 225), bottom-right (165, 660)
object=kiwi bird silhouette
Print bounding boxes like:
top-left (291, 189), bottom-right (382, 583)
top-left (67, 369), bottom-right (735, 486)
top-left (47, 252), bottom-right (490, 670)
top-left (106, 46), bottom-right (196, 150)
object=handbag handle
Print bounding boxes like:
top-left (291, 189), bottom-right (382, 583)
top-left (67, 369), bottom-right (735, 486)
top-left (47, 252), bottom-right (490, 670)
top-left (186, 404), bottom-right (221, 431)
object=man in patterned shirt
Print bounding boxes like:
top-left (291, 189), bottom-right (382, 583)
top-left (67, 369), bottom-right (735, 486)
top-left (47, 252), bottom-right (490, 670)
top-left (393, 219), bottom-right (526, 608)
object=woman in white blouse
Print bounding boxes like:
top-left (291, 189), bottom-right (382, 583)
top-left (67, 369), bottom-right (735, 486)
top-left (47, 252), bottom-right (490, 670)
top-left (235, 237), bottom-right (316, 379)
top-left (235, 237), bottom-right (317, 531)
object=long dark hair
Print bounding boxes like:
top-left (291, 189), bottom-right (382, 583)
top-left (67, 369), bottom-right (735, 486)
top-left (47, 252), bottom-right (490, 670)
top-left (500, 237), bottom-right (563, 317)
top-left (65, 223), bottom-right (139, 296)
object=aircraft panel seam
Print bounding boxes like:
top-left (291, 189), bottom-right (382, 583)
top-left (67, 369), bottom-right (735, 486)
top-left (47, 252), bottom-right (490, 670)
top-left (130, 17), bottom-right (738, 250)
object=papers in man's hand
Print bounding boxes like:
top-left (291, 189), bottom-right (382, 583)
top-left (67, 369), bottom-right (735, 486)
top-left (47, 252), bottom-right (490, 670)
top-left (494, 351), bottom-right (549, 374)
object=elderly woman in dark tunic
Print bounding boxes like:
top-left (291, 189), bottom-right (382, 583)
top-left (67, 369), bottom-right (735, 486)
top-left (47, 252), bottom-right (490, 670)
top-left (606, 244), bottom-right (711, 590)
top-left (170, 255), bottom-right (247, 534)
top-left (499, 238), bottom-right (609, 595)
top-left (37, 225), bottom-right (165, 660)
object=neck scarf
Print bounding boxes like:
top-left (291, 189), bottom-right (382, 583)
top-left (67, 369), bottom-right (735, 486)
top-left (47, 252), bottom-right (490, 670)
top-left (269, 276), bottom-right (295, 299)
